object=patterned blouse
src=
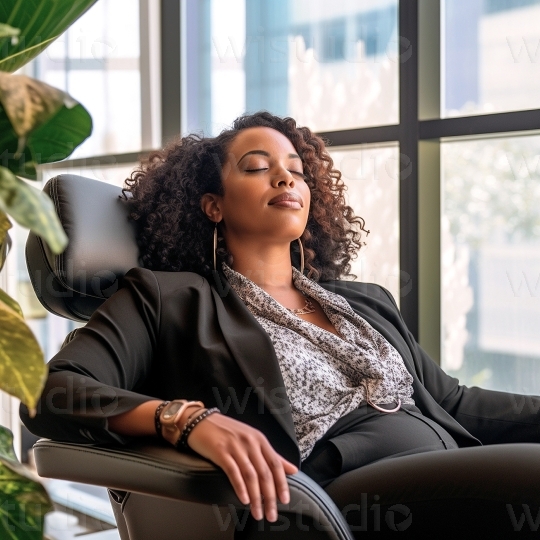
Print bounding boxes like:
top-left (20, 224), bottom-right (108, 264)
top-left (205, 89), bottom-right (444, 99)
top-left (223, 264), bottom-right (415, 461)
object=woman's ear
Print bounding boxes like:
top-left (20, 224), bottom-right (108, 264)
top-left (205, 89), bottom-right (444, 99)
top-left (200, 193), bottom-right (222, 223)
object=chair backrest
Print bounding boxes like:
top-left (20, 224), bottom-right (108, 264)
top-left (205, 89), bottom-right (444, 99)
top-left (25, 174), bottom-right (140, 322)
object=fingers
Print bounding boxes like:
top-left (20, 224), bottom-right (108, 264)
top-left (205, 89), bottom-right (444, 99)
top-left (225, 449), bottom-right (266, 521)
top-left (244, 440), bottom-right (299, 521)
top-left (261, 446), bottom-right (291, 507)
top-left (282, 457), bottom-right (299, 475)
top-left (218, 455), bottom-right (252, 507)
top-left (220, 439), bottom-right (296, 522)
top-left (187, 415), bottom-right (298, 522)
top-left (223, 442), bottom-right (275, 521)
top-left (250, 447), bottom-right (280, 521)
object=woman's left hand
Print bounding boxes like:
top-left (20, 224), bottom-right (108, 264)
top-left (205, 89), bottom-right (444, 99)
top-left (186, 412), bottom-right (299, 522)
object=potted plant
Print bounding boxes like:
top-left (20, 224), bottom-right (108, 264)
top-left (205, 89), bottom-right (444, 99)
top-left (0, 2), bottom-right (98, 537)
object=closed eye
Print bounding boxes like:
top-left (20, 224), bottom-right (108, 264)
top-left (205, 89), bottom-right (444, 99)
top-left (245, 168), bottom-right (306, 179)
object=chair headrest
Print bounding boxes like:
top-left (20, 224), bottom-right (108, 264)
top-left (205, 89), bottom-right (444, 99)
top-left (25, 174), bottom-right (140, 322)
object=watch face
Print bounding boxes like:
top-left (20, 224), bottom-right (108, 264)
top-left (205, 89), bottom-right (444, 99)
top-left (162, 401), bottom-right (183, 421)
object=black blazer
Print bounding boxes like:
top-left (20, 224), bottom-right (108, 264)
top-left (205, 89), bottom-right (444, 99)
top-left (21, 268), bottom-right (540, 467)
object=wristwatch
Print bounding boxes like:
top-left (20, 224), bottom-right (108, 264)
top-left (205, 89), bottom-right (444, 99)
top-left (159, 399), bottom-right (204, 446)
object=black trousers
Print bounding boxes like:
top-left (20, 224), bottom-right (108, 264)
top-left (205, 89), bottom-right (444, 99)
top-left (324, 443), bottom-right (540, 537)
top-left (238, 443), bottom-right (540, 539)
top-left (301, 402), bottom-right (458, 487)
top-left (237, 401), bottom-right (540, 539)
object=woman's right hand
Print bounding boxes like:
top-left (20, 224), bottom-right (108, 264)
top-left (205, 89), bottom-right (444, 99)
top-left (186, 412), bottom-right (298, 523)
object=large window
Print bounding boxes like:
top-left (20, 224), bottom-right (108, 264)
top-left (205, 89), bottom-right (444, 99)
top-left (328, 144), bottom-right (400, 302)
top-left (14, 0), bottom-right (540, 393)
top-left (184, 0), bottom-right (399, 135)
top-left (30, 0), bottom-right (143, 157)
top-left (444, 0), bottom-right (540, 117)
top-left (442, 135), bottom-right (540, 392)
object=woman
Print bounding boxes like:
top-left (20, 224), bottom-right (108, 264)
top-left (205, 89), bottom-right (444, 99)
top-left (22, 111), bottom-right (540, 537)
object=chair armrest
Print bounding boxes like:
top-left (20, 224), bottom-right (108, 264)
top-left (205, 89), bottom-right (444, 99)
top-left (34, 438), bottom-right (238, 504)
top-left (34, 439), bottom-right (354, 540)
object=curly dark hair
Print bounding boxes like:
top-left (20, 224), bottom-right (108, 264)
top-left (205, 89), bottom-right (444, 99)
top-left (122, 111), bottom-right (369, 281)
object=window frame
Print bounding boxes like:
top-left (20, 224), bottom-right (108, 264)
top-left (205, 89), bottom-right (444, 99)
top-left (44, 0), bottom-right (540, 363)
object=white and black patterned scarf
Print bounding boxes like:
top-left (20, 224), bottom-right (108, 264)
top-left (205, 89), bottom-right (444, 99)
top-left (223, 264), bottom-right (415, 460)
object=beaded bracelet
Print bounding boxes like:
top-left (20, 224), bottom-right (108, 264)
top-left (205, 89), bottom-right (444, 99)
top-left (154, 401), bottom-right (170, 439)
top-left (177, 407), bottom-right (220, 450)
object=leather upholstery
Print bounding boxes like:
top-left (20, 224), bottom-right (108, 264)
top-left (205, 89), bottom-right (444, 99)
top-left (34, 439), bottom-right (354, 540)
top-left (26, 175), bottom-right (139, 321)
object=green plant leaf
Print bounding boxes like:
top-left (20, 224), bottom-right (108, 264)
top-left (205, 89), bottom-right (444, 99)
top-left (0, 288), bottom-right (48, 411)
top-left (0, 287), bottom-right (22, 319)
top-left (0, 73), bottom-right (92, 178)
top-left (0, 166), bottom-right (67, 254)
top-left (0, 426), bottom-right (17, 461)
top-left (0, 73), bottom-right (68, 140)
top-left (0, 0), bottom-right (98, 73)
top-left (0, 23), bottom-right (19, 40)
top-left (0, 210), bottom-right (11, 271)
top-left (0, 426), bottom-right (52, 540)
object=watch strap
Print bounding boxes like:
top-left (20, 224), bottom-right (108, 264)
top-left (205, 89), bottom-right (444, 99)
top-left (154, 401), bottom-right (170, 439)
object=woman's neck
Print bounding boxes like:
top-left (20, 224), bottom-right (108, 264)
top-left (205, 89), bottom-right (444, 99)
top-left (228, 244), bottom-right (295, 293)
top-left (227, 241), bottom-right (310, 311)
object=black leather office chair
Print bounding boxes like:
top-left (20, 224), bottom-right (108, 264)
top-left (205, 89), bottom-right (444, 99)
top-left (26, 174), bottom-right (355, 540)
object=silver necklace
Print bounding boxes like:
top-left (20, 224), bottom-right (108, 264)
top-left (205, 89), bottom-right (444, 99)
top-left (288, 296), bottom-right (316, 316)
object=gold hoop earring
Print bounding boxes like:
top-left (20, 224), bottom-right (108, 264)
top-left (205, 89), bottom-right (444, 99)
top-left (297, 238), bottom-right (304, 275)
top-left (213, 224), bottom-right (218, 272)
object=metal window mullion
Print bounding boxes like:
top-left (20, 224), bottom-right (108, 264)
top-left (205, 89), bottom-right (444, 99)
top-left (316, 125), bottom-right (399, 147)
top-left (420, 109), bottom-right (540, 139)
top-left (418, 0), bottom-right (442, 363)
top-left (160, 0), bottom-right (181, 145)
top-left (418, 141), bottom-right (441, 363)
top-left (398, 0), bottom-right (420, 339)
top-left (140, 0), bottom-right (162, 150)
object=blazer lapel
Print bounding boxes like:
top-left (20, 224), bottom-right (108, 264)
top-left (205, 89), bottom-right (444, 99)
top-left (320, 281), bottom-right (437, 401)
top-left (320, 281), bottom-right (481, 446)
top-left (319, 281), bottom-right (418, 370)
top-left (210, 280), bottom-right (298, 447)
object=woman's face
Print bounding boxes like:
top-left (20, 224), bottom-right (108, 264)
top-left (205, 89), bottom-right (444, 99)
top-left (206, 126), bottom-right (311, 246)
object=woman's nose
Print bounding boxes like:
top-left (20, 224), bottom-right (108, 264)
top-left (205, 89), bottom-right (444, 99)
top-left (271, 167), bottom-right (294, 188)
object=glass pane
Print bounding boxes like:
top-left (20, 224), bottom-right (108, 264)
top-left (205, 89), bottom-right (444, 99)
top-left (328, 144), bottom-right (400, 303)
top-left (441, 135), bottom-right (540, 393)
top-left (444, 0), bottom-right (540, 117)
top-left (27, 0), bottom-right (141, 157)
top-left (184, 0), bottom-right (399, 135)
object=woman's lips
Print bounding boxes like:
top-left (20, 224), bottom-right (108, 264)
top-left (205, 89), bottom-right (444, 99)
top-left (270, 200), bottom-right (302, 209)
top-left (268, 192), bottom-right (303, 209)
